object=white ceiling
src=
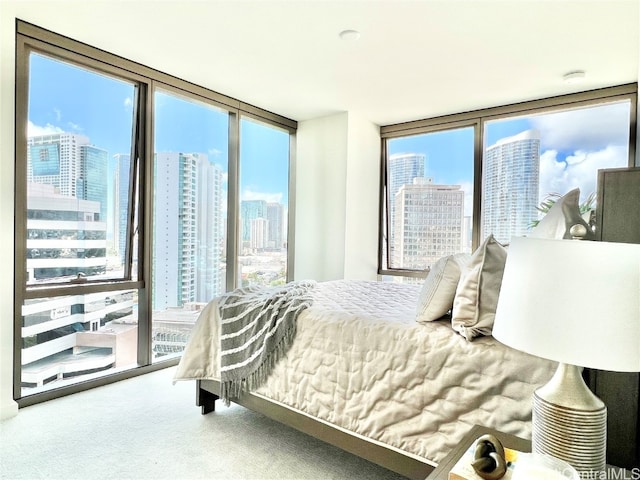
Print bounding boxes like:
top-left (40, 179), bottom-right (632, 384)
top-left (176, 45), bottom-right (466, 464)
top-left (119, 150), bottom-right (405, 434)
top-left (7, 0), bottom-right (640, 126)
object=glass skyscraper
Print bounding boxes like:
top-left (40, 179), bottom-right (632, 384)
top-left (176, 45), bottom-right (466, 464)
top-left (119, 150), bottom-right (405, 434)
top-left (79, 144), bottom-right (108, 223)
top-left (387, 153), bottom-right (426, 226)
top-left (482, 129), bottom-right (540, 244)
top-left (266, 202), bottom-right (284, 250)
top-left (241, 200), bottom-right (267, 245)
top-left (387, 153), bottom-right (426, 265)
top-left (28, 133), bottom-right (90, 198)
top-left (113, 153), bottom-right (131, 263)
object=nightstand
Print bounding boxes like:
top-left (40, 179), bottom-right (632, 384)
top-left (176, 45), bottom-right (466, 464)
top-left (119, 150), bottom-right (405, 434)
top-left (427, 425), bottom-right (529, 480)
top-left (427, 424), bottom-right (632, 480)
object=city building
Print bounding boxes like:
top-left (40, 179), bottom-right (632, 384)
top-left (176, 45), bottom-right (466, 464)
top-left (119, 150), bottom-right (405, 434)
top-left (266, 202), bottom-right (284, 250)
top-left (241, 199), bottom-right (267, 250)
top-left (113, 153), bottom-right (131, 264)
top-left (387, 152), bottom-right (426, 227)
top-left (482, 129), bottom-right (541, 244)
top-left (26, 183), bottom-right (107, 282)
top-left (28, 133), bottom-right (90, 197)
top-left (249, 217), bottom-right (269, 250)
top-left (387, 153), bottom-right (426, 264)
top-left (152, 302), bottom-right (206, 358)
top-left (153, 152), bottom-right (225, 311)
top-left (79, 144), bottom-right (108, 224)
top-left (195, 159), bottom-right (225, 303)
top-left (23, 182), bottom-right (136, 390)
top-left (392, 178), bottom-right (465, 270)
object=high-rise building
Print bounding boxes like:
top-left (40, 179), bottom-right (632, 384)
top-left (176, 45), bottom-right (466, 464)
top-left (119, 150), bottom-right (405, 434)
top-left (27, 133), bottom-right (110, 281)
top-left (113, 153), bottom-right (131, 263)
top-left (482, 129), bottom-right (540, 244)
top-left (266, 202), bottom-right (284, 250)
top-left (153, 152), bottom-right (198, 311)
top-left (22, 182), bottom-right (137, 388)
top-left (79, 144), bottom-right (108, 223)
top-left (28, 134), bottom-right (108, 222)
top-left (250, 217), bottom-right (269, 250)
top-left (393, 178), bottom-right (464, 270)
top-left (387, 152), bottom-right (426, 225)
top-left (241, 200), bottom-right (267, 249)
top-left (28, 133), bottom-right (90, 197)
top-left (23, 134), bottom-right (138, 389)
top-left (153, 152), bottom-right (225, 310)
top-left (387, 153), bottom-right (426, 264)
top-left (195, 158), bottom-right (224, 302)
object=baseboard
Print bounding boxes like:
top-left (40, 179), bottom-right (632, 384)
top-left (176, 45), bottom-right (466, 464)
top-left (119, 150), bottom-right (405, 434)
top-left (0, 399), bottom-right (19, 420)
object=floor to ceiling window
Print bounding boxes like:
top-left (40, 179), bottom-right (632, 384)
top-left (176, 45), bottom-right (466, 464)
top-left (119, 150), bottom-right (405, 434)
top-left (481, 101), bottom-right (632, 243)
top-left (383, 126), bottom-right (475, 274)
top-left (17, 50), bottom-right (142, 399)
top-left (380, 86), bottom-right (636, 278)
top-left (238, 117), bottom-right (291, 288)
top-left (151, 89), bottom-right (229, 362)
top-left (14, 21), bottom-right (296, 404)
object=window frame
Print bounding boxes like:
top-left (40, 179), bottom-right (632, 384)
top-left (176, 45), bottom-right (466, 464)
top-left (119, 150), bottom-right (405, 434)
top-left (379, 84), bottom-right (638, 278)
top-left (14, 20), bottom-right (297, 406)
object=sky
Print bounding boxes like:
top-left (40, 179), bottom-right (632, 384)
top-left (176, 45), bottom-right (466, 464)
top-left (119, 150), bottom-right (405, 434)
top-left (388, 102), bottom-right (631, 216)
top-left (27, 52), bottom-right (290, 211)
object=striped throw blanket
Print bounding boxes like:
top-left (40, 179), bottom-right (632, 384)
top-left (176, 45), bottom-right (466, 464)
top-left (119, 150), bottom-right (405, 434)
top-left (219, 280), bottom-right (316, 405)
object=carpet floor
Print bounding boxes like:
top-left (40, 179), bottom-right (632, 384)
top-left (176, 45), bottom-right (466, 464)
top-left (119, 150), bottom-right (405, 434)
top-left (0, 367), bottom-right (409, 480)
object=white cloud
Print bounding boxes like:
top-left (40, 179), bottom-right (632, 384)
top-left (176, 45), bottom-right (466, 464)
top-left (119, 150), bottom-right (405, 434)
top-left (241, 188), bottom-right (283, 204)
top-left (208, 148), bottom-right (222, 157)
top-left (27, 121), bottom-right (63, 136)
top-left (124, 97), bottom-right (133, 108)
top-left (539, 145), bottom-right (627, 202)
top-left (53, 108), bottom-right (61, 122)
top-left (530, 102), bottom-right (629, 151)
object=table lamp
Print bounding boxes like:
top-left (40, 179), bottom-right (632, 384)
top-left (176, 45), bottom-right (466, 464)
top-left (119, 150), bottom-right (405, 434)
top-left (493, 236), bottom-right (640, 477)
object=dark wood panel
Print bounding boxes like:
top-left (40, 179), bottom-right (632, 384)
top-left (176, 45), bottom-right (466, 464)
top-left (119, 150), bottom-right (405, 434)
top-left (591, 167), bottom-right (640, 469)
top-left (596, 167), bottom-right (640, 243)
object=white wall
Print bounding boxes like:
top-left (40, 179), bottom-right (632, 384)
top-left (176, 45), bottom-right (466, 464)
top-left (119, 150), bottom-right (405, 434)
top-left (294, 113), bottom-right (348, 281)
top-left (343, 113), bottom-right (380, 280)
top-left (294, 112), bottom-right (380, 282)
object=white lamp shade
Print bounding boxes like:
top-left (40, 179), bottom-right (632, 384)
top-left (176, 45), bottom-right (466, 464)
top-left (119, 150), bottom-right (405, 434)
top-left (493, 237), bottom-right (640, 372)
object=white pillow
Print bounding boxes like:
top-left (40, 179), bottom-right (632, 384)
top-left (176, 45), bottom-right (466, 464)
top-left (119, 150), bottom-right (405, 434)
top-left (416, 253), bottom-right (471, 323)
top-left (452, 234), bottom-right (507, 341)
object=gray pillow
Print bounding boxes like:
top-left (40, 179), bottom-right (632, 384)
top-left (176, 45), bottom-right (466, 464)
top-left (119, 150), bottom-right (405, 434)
top-left (452, 234), bottom-right (507, 341)
top-left (416, 253), bottom-right (471, 323)
top-left (529, 188), bottom-right (595, 240)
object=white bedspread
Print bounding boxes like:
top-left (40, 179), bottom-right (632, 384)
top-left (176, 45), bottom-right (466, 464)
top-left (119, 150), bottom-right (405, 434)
top-left (174, 279), bottom-right (557, 465)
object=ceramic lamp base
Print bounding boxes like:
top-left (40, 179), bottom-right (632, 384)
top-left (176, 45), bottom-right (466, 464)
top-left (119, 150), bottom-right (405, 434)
top-left (532, 363), bottom-right (606, 477)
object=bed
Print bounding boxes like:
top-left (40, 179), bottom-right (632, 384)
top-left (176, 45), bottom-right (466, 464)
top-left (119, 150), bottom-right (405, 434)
top-left (173, 270), bottom-right (558, 478)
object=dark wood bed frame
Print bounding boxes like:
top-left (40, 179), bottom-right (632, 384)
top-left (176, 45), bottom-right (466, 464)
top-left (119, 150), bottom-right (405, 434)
top-left (196, 379), bottom-right (435, 480)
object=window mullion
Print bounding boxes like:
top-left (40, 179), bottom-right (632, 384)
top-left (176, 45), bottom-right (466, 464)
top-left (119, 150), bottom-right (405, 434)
top-left (227, 111), bottom-right (240, 291)
top-left (137, 80), bottom-right (153, 367)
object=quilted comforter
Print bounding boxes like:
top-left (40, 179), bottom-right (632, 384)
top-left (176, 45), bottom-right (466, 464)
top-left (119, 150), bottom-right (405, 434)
top-left (173, 279), bottom-right (557, 466)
